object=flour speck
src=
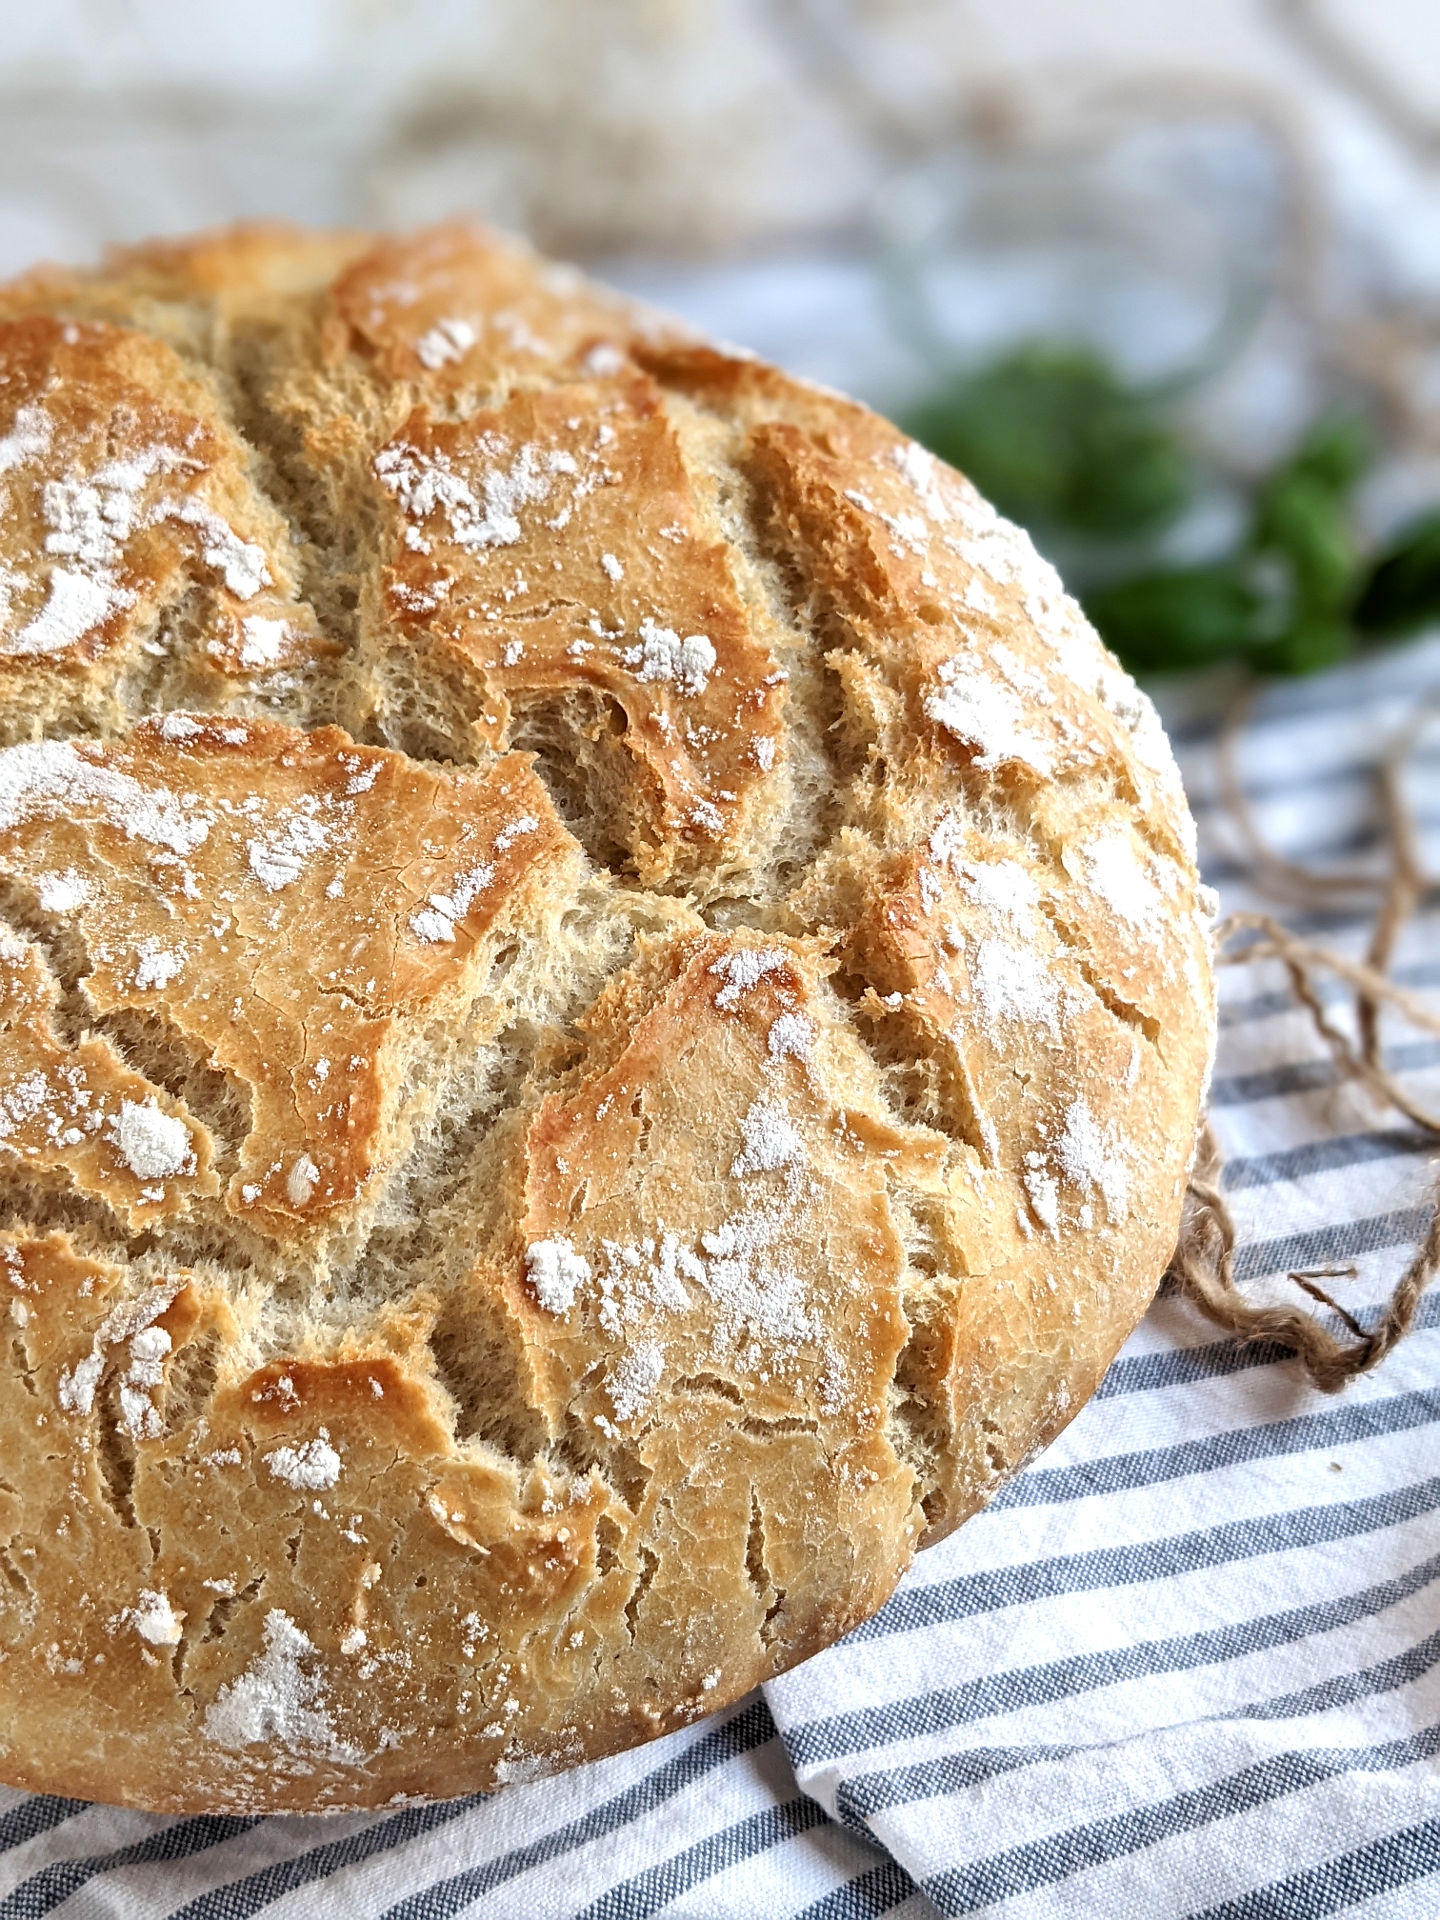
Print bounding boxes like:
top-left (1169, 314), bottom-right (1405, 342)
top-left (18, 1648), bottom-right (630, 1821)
top-left (130, 1589), bottom-right (184, 1646)
top-left (204, 1609), bottom-right (361, 1761)
top-left (113, 1100), bottom-right (193, 1181)
top-left (609, 1342), bottom-right (663, 1421)
top-left (731, 1094), bottom-right (806, 1177)
top-left (265, 1430), bottom-right (342, 1492)
top-left (710, 949), bottom-right (785, 1010)
top-left (526, 1238), bottom-right (591, 1314)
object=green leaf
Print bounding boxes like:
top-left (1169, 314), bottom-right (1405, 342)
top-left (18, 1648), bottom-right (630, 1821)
top-left (1282, 414), bottom-right (1372, 494)
top-left (1252, 470), bottom-right (1357, 612)
top-left (904, 344), bottom-right (1191, 541)
top-left (1354, 510), bottom-right (1440, 636)
top-left (1250, 614), bottom-right (1355, 677)
top-left (903, 345), bottom-right (1410, 678)
top-left (1083, 564), bottom-right (1263, 674)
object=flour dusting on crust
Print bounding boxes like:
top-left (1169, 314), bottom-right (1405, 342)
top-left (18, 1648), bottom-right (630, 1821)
top-left (0, 220), bottom-right (1212, 1818)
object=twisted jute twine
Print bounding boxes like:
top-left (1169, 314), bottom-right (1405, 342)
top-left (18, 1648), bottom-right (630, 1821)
top-left (1168, 688), bottom-right (1440, 1390)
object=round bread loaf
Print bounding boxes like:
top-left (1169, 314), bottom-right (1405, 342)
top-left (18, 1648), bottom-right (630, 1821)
top-left (0, 223), bottom-right (1214, 1812)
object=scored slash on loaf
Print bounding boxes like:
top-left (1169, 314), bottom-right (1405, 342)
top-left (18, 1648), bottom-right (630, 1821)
top-left (0, 222), bottom-right (1214, 1812)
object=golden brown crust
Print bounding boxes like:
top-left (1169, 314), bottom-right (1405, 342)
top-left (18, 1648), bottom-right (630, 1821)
top-left (0, 314), bottom-right (328, 734)
top-left (374, 368), bottom-right (786, 880)
top-left (0, 720), bottom-right (578, 1243)
top-left (322, 223), bottom-right (653, 392)
top-left (0, 221), bottom-right (1214, 1812)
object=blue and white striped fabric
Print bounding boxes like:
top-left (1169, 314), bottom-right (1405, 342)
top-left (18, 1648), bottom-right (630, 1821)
top-left (2, 638), bottom-right (1437, 1918)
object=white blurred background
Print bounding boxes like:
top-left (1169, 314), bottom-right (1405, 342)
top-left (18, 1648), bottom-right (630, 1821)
top-left (2, 1), bottom-right (1440, 541)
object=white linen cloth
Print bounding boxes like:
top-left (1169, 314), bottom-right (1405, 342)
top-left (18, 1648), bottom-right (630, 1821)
top-left (0, 643), bottom-right (1436, 1918)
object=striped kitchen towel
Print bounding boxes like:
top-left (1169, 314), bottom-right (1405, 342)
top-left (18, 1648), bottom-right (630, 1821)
top-left (1, 637), bottom-right (1436, 1918)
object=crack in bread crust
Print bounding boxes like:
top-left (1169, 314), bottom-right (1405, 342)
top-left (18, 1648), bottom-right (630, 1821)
top-left (0, 222), bottom-right (1214, 1813)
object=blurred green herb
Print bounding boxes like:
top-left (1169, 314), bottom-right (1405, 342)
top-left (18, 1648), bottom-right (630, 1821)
top-left (904, 349), bottom-right (1440, 678)
top-left (904, 344), bottom-right (1190, 539)
top-left (1355, 512), bottom-right (1440, 638)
